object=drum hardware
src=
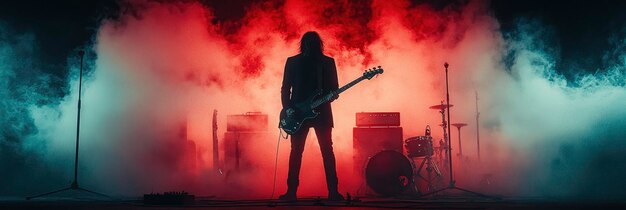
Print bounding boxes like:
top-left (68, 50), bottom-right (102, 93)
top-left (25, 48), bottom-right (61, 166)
top-left (435, 124), bottom-right (447, 163)
top-left (413, 154), bottom-right (443, 193)
top-left (417, 63), bottom-right (496, 199)
top-left (451, 123), bottom-right (467, 157)
top-left (430, 101), bottom-right (452, 170)
top-left (405, 126), bottom-right (444, 193)
top-left (435, 139), bottom-right (445, 164)
top-left (475, 91), bottom-right (481, 160)
top-left (428, 104), bottom-right (454, 110)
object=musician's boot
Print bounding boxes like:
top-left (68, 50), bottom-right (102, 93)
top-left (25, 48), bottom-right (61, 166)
top-left (279, 178), bottom-right (298, 201)
top-left (328, 191), bottom-right (344, 201)
top-left (326, 175), bottom-right (343, 201)
top-left (278, 188), bottom-right (297, 201)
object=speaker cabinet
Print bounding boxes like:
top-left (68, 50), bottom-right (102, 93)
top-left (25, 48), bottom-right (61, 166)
top-left (223, 131), bottom-right (272, 172)
top-left (353, 127), bottom-right (403, 175)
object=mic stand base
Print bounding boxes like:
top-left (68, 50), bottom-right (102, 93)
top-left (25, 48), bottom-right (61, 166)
top-left (26, 183), bottom-right (109, 200)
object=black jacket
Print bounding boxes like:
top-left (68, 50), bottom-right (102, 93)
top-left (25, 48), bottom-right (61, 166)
top-left (281, 54), bottom-right (339, 127)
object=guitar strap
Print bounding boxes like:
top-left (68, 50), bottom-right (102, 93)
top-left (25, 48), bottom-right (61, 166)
top-left (316, 58), bottom-right (324, 92)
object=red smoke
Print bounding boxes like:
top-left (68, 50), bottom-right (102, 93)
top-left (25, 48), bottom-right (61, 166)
top-left (84, 0), bottom-right (514, 197)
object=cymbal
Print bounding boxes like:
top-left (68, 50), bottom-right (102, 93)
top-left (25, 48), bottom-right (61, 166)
top-left (429, 104), bottom-right (453, 110)
top-left (451, 123), bottom-right (468, 127)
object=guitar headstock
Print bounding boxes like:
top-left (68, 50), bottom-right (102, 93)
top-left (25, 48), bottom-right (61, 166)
top-left (363, 66), bottom-right (384, 80)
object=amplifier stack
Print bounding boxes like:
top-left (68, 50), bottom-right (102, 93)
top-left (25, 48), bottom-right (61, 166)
top-left (353, 112), bottom-right (403, 176)
top-left (223, 112), bottom-right (270, 171)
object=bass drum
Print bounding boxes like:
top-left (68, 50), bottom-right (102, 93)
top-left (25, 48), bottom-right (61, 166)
top-left (365, 150), bottom-right (413, 196)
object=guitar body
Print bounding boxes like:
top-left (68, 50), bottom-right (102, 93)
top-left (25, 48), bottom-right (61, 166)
top-left (279, 93), bottom-right (320, 135)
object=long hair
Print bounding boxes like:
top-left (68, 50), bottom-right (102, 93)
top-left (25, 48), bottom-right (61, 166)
top-left (299, 31), bottom-right (324, 57)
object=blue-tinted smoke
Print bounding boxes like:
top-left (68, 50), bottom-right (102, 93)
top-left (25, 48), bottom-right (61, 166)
top-left (0, 22), bottom-right (68, 196)
top-left (483, 18), bottom-right (626, 199)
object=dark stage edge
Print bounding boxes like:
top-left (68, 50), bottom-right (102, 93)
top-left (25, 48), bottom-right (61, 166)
top-left (2, 196), bottom-right (626, 210)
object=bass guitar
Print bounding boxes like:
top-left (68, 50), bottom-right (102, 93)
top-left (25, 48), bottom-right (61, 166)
top-left (279, 66), bottom-right (384, 135)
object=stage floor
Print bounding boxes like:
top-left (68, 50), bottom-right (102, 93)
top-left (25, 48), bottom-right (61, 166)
top-left (2, 196), bottom-right (626, 210)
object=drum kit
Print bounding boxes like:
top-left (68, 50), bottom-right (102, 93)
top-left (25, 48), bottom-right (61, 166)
top-left (363, 63), bottom-right (493, 199)
top-left (364, 101), bottom-right (458, 196)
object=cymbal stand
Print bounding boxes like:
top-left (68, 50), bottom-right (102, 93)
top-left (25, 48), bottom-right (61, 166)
top-left (419, 62), bottom-right (497, 200)
top-left (475, 91), bottom-right (481, 161)
top-left (436, 102), bottom-right (449, 169)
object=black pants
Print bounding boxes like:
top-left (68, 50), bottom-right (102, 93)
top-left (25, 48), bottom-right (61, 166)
top-left (286, 125), bottom-right (339, 193)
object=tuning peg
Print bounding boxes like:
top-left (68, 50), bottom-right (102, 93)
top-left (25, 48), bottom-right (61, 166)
top-left (377, 66), bottom-right (381, 69)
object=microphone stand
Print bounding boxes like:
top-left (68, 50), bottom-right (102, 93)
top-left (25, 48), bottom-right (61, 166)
top-left (27, 51), bottom-right (108, 200)
top-left (419, 63), bottom-right (496, 199)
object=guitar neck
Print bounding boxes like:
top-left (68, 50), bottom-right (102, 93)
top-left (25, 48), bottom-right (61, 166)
top-left (338, 76), bottom-right (366, 95)
top-left (311, 76), bottom-right (366, 108)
